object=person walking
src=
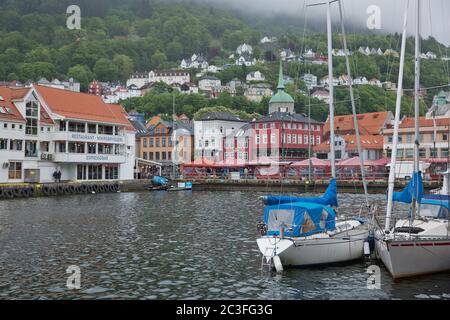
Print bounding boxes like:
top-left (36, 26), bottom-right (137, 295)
top-left (57, 170), bottom-right (62, 183)
top-left (53, 170), bottom-right (58, 183)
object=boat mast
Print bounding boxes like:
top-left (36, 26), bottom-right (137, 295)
top-left (385, 0), bottom-right (410, 231)
top-left (412, 0), bottom-right (421, 219)
top-left (326, 0), bottom-right (336, 178)
top-left (308, 87), bottom-right (312, 181)
top-left (338, 0), bottom-right (369, 207)
top-left (172, 93), bottom-right (177, 179)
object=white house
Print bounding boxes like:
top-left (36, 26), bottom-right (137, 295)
top-left (303, 49), bottom-right (316, 59)
top-left (369, 78), bottom-right (382, 87)
top-left (338, 74), bottom-right (351, 86)
top-left (37, 78), bottom-right (81, 92)
top-left (246, 71), bottom-right (266, 82)
top-left (280, 49), bottom-right (296, 61)
top-left (148, 70), bottom-right (190, 85)
top-left (236, 43), bottom-right (253, 55)
top-left (236, 54), bottom-right (256, 67)
top-left (180, 54), bottom-right (209, 70)
top-left (320, 75), bottom-right (339, 87)
top-left (244, 83), bottom-right (273, 102)
top-left (301, 73), bottom-right (318, 90)
top-left (0, 85), bottom-right (135, 184)
top-left (198, 76), bottom-right (221, 91)
top-left (102, 85), bottom-right (142, 104)
top-left (260, 36), bottom-right (277, 44)
top-left (126, 72), bottom-right (149, 88)
top-left (353, 77), bottom-right (369, 85)
top-left (194, 112), bottom-right (247, 161)
top-left (311, 89), bottom-right (330, 103)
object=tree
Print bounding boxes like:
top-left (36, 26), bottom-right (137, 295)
top-left (113, 54), bottom-right (134, 82)
top-left (67, 65), bottom-right (93, 91)
top-left (150, 50), bottom-right (167, 69)
top-left (93, 58), bottom-right (118, 82)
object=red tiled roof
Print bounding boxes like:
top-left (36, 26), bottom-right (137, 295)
top-left (324, 111), bottom-right (391, 137)
top-left (0, 87), bottom-right (27, 122)
top-left (314, 134), bottom-right (383, 152)
top-left (35, 85), bottom-right (131, 126)
top-left (399, 117), bottom-right (450, 128)
top-left (109, 104), bottom-right (136, 132)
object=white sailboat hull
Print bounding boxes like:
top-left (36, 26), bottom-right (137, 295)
top-left (376, 237), bottom-right (450, 279)
top-left (257, 225), bottom-right (369, 267)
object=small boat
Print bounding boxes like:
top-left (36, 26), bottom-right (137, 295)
top-left (375, 173), bottom-right (450, 279)
top-left (257, 202), bottom-right (370, 271)
top-left (167, 182), bottom-right (193, 192)
top-left (257, 180), bottom-right (371, 270)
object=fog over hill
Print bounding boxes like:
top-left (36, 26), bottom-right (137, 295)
top-left (196, 0), bottom-right (450, 46)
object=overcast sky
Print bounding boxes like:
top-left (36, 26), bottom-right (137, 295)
top-left (198, 0), bottom-right (450, 46)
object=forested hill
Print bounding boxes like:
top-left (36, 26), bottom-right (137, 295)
top-left (0, 0), bottom-right (449, 120)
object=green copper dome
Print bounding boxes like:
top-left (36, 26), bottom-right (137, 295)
top-left (269, 61), bottom-right (294, 104)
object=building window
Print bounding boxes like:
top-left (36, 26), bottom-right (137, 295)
top-left (396, 149), bottom-right (405, 158)
top-left (441, 148), bottom-right (449, 158)
top-left (68, 122), bottom-right (86, 133)
top-left (430, 148), bottom-right (438, 158)
top-left (263, 134), bottom-right (268, 144)
top-left (88, 165), bottom-right (102, 180)
top-left (25, 101), bottom-right (38, 135)
top-left (88, 143), bottom-right (96, 154)
top-left (88, 124), bottom-right (97, 134)
top-left (25, 141), bottom-right (37, 157)
top-left (68, 142), bottom-right (85, 154)
top-left (105, 165), bottom-right (119, 180)
top-left (149, 152), bottom-right (154, 160)
top-left (405, 149), bottom-right (414, 158)
top-left (168, 152), bottom-right (172, 160)
top-left (149, 138), bottom-right (154, 147)
top-left (316, 136), bottom-right (321, 145)
top-left (8, 162), bottom-right (22, 179)
top-left (59, 121), bottom-right (67, 132)
top-left (298, 135), bottom-right (303, 144)
top-left (256, 135), bottom-right (260, 145)
top-left (10, 140), bottom-right (23, 151)
top-left (58, 142), bottom-right (66, 153)
top-left (155, 152), bottom-right (160, 160)
top-left (98, 125), bottom-right (113, 135)
top-left (292, 134), bottom-right (297, 144)
top-left (162, 152), bottom-right (167, 160)
top-left (287, 134), bottom-right (291, 144)
top-left (443, 134), bottom-right (448, 141)
top-left (304, 135), bottom-right (309, 145)
top-left (98, 144), bottom-right (113, 154)
top-left (143, 138), bottom-right (148, 148)
top-left (162, 138), bottom-right (166, 147)
top-left (155, 138), bottom-right (160, 147)
top-left (388, 136), bottom-right (393, 143)
top-left (271, 134), bottom-right (276, 144)
top-left (143, 152), bottom-right (148, 160)
top-left (419, 148), bottom-right (426, 158)
top-left (77, 165), bottom-right (87, 180)
top-left (0, 138), bottom-right (7, 150)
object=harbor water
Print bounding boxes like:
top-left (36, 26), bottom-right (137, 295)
top-left (0, 191), bottom-right (449, 300)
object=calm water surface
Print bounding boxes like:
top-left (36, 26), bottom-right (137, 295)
top-left (0, 191), bottom-right (449, 300)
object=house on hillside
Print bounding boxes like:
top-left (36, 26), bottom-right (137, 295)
top-left (246, 71), bottom-right (266, 82)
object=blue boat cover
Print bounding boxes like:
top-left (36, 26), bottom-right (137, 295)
top-left (392, 172), bottom-right (423, 204)
top-left (263, 178), bottom-right (338, 207)
top-left (263, 202), bottom-right (336, 237)
top-left (152, 176), bottom-right (168, 186)
top-left (419, 198), bottom-right (450, 211)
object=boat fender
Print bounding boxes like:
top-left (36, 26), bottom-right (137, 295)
top-left (0, 188), bottom-right (4, 198)
top-left (87, 185), bottom-right (94, 193)
top-left (13, 187), bottom-right (22, 197)
top-left (113, 183), bottom-right (120, 192)
top-left (21, 188), bottom-right (31, 198)
top-left (100, 185), bottom-right (106, 193)
top-left (108, 184), bottom-right (115, 192)
top-left (63, 186), bottom-right (71, 195)
top-left (28, 187), bottom-right (36, 197)
top-left (4, 189), bottom-right (14, 199)
top-left (69, 185), bottom-right (77, 194)
top-left (273, 255), bottom-right (284, 273)
top-left (80, 184), bottom-right (88, 193)
top-left (93, 185), bottom-right (99, 193)
top-left (56, 185), bottom-right (65, 194)
top-left (42, 186), bottom-right (50, 196)
top-left (364, 242), bottom-right (371, 256)
top-left (50, 186), bottom-right (58, 196)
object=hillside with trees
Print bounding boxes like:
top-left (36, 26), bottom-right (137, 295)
top-left (0, 0), bottom-right (448, 121)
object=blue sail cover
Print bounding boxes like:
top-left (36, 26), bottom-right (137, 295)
top-left (392, 172), bottom-right (423, 203)
top-left (152, 176), bottom-right (168, 186)
top-left (263, 178), bottom-right (338, 207)
top-left (263, 202), bottom-right (336, 237)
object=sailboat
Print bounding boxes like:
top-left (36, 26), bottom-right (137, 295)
top-left (375, 0), bottom-right (450, 279)
top-left (256, 0), bottom-right (371, 271)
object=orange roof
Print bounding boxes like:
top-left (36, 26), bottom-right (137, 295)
top-left (399, 117), bottom-right (450, 128)
top-left (0, 87), bottom-right (27, 122)
top-left (35, 85), bottom-right (131, 126)
top-left (324, 111), bottom-right (391, 137)
top-left (314, 135), bottom-right (383, 152)
top-left (109, 104), bottom-right (136, 132)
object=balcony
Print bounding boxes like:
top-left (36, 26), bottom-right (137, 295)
top-left (53, 153), bottom-right (126, 164)
top-left (51, 131), bottom-right (125, 144)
